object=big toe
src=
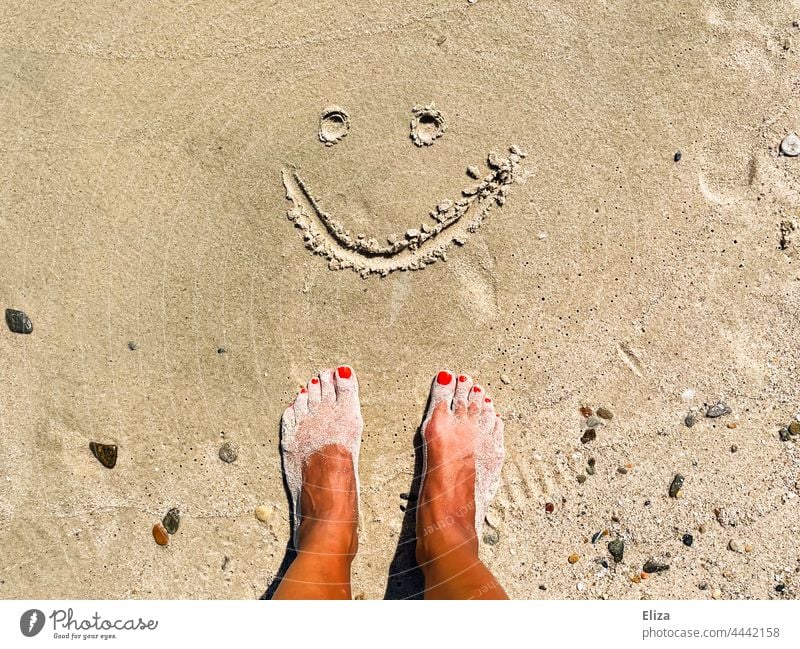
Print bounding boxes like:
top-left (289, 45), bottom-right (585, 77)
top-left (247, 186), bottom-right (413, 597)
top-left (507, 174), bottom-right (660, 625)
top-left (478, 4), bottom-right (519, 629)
top-left (429, 370), bottom-right (456, 411)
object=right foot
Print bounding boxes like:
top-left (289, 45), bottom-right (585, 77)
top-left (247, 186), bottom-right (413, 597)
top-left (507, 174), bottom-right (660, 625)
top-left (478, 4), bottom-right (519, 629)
top-left (280, 366), bottom-right (362, 557)
top-left (415, 371), bottom-right (505, 565)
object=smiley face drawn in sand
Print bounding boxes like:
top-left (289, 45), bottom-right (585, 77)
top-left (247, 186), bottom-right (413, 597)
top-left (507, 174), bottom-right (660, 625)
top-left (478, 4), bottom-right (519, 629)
top-left (282, 103), bottom-right (526, 278)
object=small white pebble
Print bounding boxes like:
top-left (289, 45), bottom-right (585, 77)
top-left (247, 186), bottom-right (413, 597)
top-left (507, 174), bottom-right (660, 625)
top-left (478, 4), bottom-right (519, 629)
top-left (577, 581), bottom-right (585, 592)
top-left (780, 132), bottom-right (800, 156)
top-left (681, 388), bottom-right (696, 401)
top-left (255, 505), bottom-right (272, 523)
top-left (537, 232), bottom-right (548, 240)
top-left (500, 374), bottom-right (512, 385)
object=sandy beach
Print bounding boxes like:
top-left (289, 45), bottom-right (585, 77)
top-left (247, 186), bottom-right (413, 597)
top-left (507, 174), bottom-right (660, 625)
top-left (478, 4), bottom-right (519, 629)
top-left (1, 0), bottom-right (799, 599)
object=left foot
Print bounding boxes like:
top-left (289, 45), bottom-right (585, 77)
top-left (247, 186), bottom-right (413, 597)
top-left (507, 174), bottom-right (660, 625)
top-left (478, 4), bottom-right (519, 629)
top-left (280, 366), bottom-right (362, 556)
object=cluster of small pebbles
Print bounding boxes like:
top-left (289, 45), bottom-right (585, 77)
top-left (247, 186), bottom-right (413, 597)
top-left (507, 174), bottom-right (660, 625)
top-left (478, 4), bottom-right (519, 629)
top-left (579, 405), bottom-right (613, 445)
top-left (153, 508), bottom-right (180, 546)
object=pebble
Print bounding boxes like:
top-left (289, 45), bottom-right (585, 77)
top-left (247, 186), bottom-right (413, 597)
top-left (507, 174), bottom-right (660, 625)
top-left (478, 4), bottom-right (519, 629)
top-left (89, 442), bottom-right (118, 469)
top-left (545, 502), bottom-right (555, 513)
top-left (576, 474), bottom-right (587, 484)
top-left (586, 465), bottom-right (595, 476)
top-left (699, 524), bottom-right (707, 533)
top-left (579, 406), bottom-right (593, 418)
top-left (780, 132), bottom-right (800, 156)
top-left (642, 560), bottom-right (669, 574)
top-left (608, 539), bottom-right (624, 563)
top-left (596, 407), bottom-right (614, 420)
top-left (674, 151), bottom-right (682, 162)
top-left (568, 553), bottom-right (580, 564)
top-left (152, 523), bottom-right (169, 546)
top-left (255, 505), bottom-right (272, 523)
top-left (729, 539), bottom-right (744, 553)
top-left (219, 442), bottom-right (238, 464)
top-left (500, 374), bottom-right (511, 385)
top-left (779, 427), bottom-right (792, 442)
top-left (789, 421), bottom-right (800, 435)
top-left (580, 429), bottom-right (596, 444)
top-left (685, 412), bottom-right (698, 427)
top-left (4, 308), bottom-right (33, 334)
top-left (217, 347), bottom-right (227, 354)
top-left (706, 401), bottom-right (732, 418)
top-left (776, 584), bottom-right (785, 593)
top-left (127, 341), bottom-right (138, 351)
top-left (711, 588), bottom-right (722, 599)
top-left (576, 581), bottom-right (585, 592)
top-left (466, 165), bottom-right (481, 179)
top-left (617, 466), bottom-right (628, 475)
top-left (730, 444), bottom-right (738, 453)
top-left (683, 534), bottom-right (694, 547)
top-left (669, 474), bottom-right (685, 498)
top-left (745, 544), bottom-right (753, 553)
top-left (483, 528), bottom-right (500, 545)
top-left (162, 508), bottom-right (180, 534)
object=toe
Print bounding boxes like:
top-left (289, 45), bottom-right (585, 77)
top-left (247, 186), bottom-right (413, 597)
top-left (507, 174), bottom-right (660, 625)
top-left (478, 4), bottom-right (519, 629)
top-left (468, 383), bottom-right (484, 412)
top-left (453, 373), bottom-right (473, 412)
top-left (293, 386), bottom-right (309, 416)
top-left (481, 392), bottom-right (495, 416)
top-left (429, 369), bottom-right (456, 411)
top-left (319, 368), bottom-right (336, 403)
top-left (307, 375), bottom-right (321, 410)
top-left (333, 365), bottom-right (360, 408)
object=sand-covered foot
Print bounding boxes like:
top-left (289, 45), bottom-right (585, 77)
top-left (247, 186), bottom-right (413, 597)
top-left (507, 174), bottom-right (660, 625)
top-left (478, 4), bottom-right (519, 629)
top-left (416, 370), bottom-right (505, 558)
top-left (280, 366), bottom-right (362, 555)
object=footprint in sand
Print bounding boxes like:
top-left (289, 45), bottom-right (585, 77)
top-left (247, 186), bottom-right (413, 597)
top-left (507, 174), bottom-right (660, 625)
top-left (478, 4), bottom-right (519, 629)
top-left (282, 105), bottom-right (526, 278)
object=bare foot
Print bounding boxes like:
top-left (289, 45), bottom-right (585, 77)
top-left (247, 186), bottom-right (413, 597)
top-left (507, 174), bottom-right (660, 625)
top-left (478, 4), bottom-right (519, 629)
top-left (415, 370), bottom-right (505, 596)
top-left (280, 366), bottom-right (362, 557)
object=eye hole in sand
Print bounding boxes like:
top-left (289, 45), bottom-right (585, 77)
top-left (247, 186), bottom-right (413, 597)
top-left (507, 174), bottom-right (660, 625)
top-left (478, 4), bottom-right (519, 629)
top-left (318, 106), bottom-right (350, 146)
top-left (410, 103), bottom-right (447, 147)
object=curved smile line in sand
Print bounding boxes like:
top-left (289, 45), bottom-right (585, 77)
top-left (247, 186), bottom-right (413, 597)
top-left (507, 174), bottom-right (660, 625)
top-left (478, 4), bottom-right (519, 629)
top-left (281, 145), bottom-right (526, 278)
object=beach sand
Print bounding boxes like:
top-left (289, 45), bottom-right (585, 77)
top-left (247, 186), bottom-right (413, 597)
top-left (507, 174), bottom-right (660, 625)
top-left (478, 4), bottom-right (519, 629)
top-left (1, 0), bottom-right (799, 599)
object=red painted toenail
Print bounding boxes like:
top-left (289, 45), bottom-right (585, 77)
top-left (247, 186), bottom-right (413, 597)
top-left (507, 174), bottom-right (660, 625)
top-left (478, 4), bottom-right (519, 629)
top-left (485, 397), bottom-right (492, 403)
top-left (458, 375), bottom-right (467, 383)
top-left (311, 377), bottom-right (319, 384)
top-left (337, 366), bottom-right (352, 379)
top-left (472, 386), bottom-right (480, 393)
top-left (496, 413), bottom-right (500, 417)
top-left (437, 371), bottom-right (452, 385)
top-left (300, 388), bottom-right (307, 393)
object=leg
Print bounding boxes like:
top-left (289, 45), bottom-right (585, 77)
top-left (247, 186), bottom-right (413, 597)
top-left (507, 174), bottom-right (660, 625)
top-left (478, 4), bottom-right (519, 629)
top-left (415, 371), bottom-right (508, 600)
top-left (273, 367), bottom-right (362, 600)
